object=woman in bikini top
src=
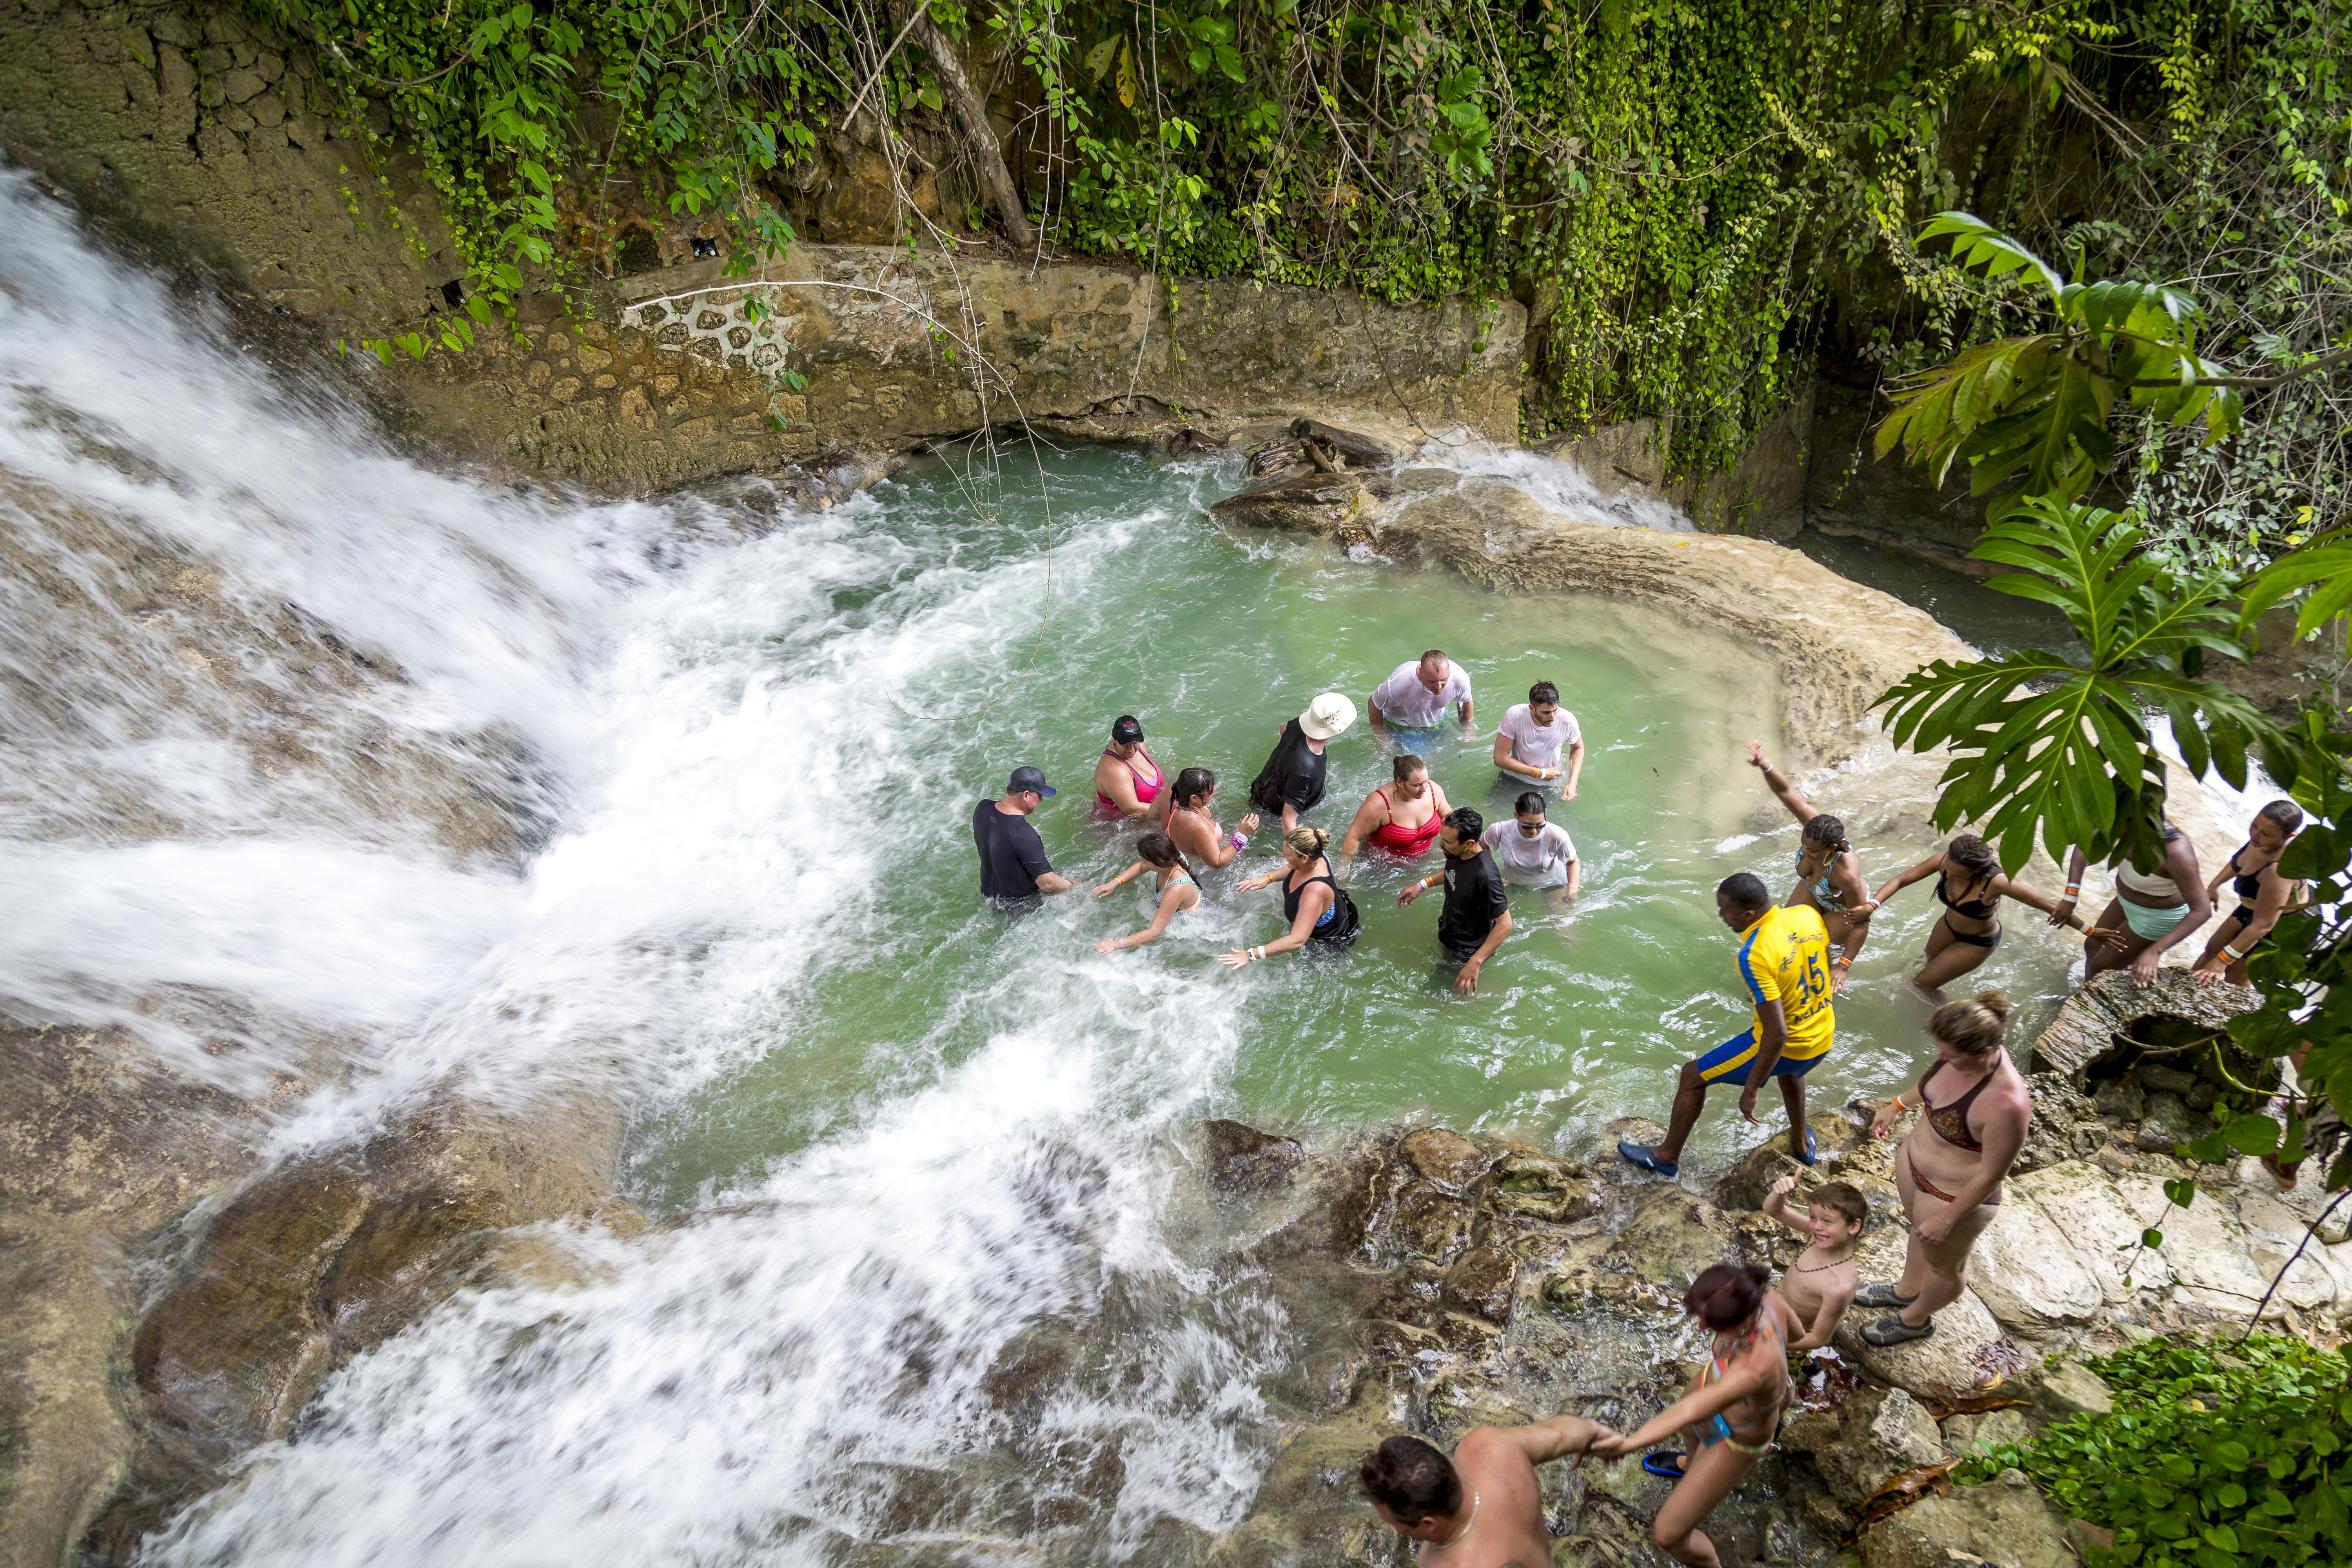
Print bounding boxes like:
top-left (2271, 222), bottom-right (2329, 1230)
top-left (1092, 715), bottom-right (1163, 816)
top-left (1341, 754), bottom-right (1452, 862)
top-left (1859, 990), bottom-right (2031, 1348)
top-left (2194, 798), bottom-right (2308, 986)
top-left (1154, 766), bottom-right (1259, 869)
top-left (1873, 834), bottom-right (2080, 991)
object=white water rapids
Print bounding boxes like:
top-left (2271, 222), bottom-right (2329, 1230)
top-left (1, 172), bottom-right (1283, 1563)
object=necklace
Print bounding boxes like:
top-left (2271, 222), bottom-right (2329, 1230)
top-left (1792, 1245), bottom-right (1855, 1275)
top-left (1434, 1488), bottom-right (1481, 1550)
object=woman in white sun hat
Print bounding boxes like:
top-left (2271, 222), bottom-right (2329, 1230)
top-left (1248, 692), bottom-right (1357, 833)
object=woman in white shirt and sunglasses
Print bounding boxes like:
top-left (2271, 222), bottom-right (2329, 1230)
top-left (1482, 791), bottom-right (1581, 914)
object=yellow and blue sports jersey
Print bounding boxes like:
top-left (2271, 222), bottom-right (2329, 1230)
top-left (1735, 904), bottom-right (1835, 1060)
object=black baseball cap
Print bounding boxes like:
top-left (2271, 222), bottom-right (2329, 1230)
top-left (1111, 715), bottom-right (1144, 744)
top-left (1007, 765), bottom-right (1056, 797)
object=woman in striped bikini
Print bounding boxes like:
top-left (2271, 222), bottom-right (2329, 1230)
top-left (1339, 753), bottom-right (1452, 866)
top-left (1857, 990), bottom-right (2030, 1347)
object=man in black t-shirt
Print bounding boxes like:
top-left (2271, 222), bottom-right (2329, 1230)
top-left (973, 765), bottom-right (1075, 909)
top-left (1397, 806), bottom-right (1513, 995)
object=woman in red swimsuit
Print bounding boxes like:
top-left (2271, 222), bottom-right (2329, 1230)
top-left (1340, 754), bottom-right (1452, 863)
top-left (1858, 990), bottom-right (2031, 1346)
top-left (1093, 714), bottom-right (1164, 817)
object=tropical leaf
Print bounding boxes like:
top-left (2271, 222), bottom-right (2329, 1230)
top-left (1920, 211), bottom-right (2063, 296)
top-left (2241, 535), bottom-right (2352, 645)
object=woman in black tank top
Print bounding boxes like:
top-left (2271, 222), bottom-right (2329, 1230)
top-left (1872, 834), bottom-right (2087, 992)
top-left (1220, 827), bottom-right (1360, 969)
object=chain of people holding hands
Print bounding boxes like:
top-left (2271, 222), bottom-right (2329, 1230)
top-left (972, 646), bottom-right (2314, 1568)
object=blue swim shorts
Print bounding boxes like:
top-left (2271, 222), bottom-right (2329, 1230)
top-left (1693, 1029), bottom-right (1828, 1085)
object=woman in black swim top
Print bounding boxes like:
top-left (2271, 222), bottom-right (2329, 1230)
top-left (1872, 834), bottom-right (2084, 993)
top-left (2192, 799), bottom-right (2306, 987)
top-left (1219, 827), bottom-right (1361, 969)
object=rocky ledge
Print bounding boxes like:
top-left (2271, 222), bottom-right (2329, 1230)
top-left (1185, 973), bottom-right (2341, 1568)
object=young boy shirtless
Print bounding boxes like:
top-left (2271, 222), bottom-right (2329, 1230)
top-left (1762, 1175), bottom-right (1865, 1353)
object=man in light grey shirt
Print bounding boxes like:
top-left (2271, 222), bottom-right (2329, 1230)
top-left (1368, 649), bottom-right (1472, 754)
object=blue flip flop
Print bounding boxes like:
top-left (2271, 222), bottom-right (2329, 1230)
top-left (1795, 1127), bottom-right (1818, 1167)
top-left (1617, 1141), bottom-right (1679, 1177)
top-left (1643, 1452), bottom-right (1688, 1479)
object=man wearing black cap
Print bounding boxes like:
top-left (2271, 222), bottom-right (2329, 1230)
top-left (974, 766), bottom-right (1074, 908)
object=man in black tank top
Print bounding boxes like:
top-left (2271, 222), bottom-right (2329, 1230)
top-left (1398, 808), bottom-right (1513, 994)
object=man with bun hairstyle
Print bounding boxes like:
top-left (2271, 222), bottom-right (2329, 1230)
top-left (1619, 872), bottom-right (1835, 1178)
top-left (1359, 1411), bottom-right (1613, 1567)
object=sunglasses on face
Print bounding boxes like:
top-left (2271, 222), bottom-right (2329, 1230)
top-left (1517, 820), bottom-right (1545, 834)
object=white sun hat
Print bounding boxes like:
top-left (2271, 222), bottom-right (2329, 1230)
top-left (1298, 691), bottom-right (1357, 741)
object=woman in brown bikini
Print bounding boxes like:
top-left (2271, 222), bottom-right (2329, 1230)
top-left (1588, 1263), bottom-right (1796, 1568)
top-left (1872, 833), bottom-right (2083, 992)
top-left (1858, 991), bottom-right (2030, 1346)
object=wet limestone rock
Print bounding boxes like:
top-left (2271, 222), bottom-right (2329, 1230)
top-left (1781, 1385), bottom-right (1945, 1504)
top-left (1489, 1149), bottom-right (1597, 1224)
top-left (1292, 417), bottom-right (1406, 470)
top-left (2028, 969), bottom-right (2261, 1079)
top-left (1440, 1246), bottom-right (1518, 1325)
top-left (1609, 1188), bottom-right (1748, 1291)
top-left (1400, 1127), bottom-right (1495, 1190)
top-left (1858, 1467), bottom-right (2081, 1568)
top-left (1710, 1113), bottom-right (1871, 1212)
top-left (1209, 470), bottom-right (1367, 535)
top-left (1392, 1180), bottom-right (1479, 1264)
top-left (1967, 1193), bottom-right (2105, 1339)
top-left (1201, 1119), bottom-right (1305, 1193)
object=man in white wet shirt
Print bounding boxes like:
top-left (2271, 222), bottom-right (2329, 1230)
top-left (1492, 680), bottom-right (1583, 800)
top-left (1483, 791), bottom-right (1579, 915)
top-left (1368, 649), bottom-right (1473, 755)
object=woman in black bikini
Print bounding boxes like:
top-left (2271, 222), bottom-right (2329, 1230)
top-left (1218, 827), bottom-right (1361, 968)
top-left (1872, 833), bottom-right (2082, 992)
top-left (1588, 1263), bottom-right (1796, 1568)
top-left (1858, 991), bottom-right (2031, 1346)
top-left (2191, 799), bottom-right (2305, 987)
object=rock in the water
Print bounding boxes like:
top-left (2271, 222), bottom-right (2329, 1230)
top-left (2135, 1090), bottom-right (2195, 1153)
top-left (1208, 470), bottom-right (1365, 534)
top-left (1441, 1247), bottom-right (1518, 1325)
top-left (1710, 1113), bottom-right (1869, 1212)
top-left (2012, 1160), bottom-right (2172, 1300)
top-left (1201, 1119), bottom-right (1304, 1193)
top-left (1967, 1194), bottom-right (2104, 1337)
top-left (1858, 1467), bottom-right (2080, 1568)
top-left (1392, 1180), bottom-right (1478, 1264)
top-left (2010, 1359), bottom-right (2114, 1428)
top-left (1361, 467), bottom-right (1460, 503)
top-left (1290, 416), bottom-right (1405, 469)
top-left (1782, 1385), bottom-right (1944, 1504)
top-left (1610, 1189), bottom-right (1747, 1290)
top-left (1400, 1127), bottom-right (1494, 1189)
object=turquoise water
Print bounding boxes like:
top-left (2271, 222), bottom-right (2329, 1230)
top-left (622, 446), bottom-right (2085, 1211)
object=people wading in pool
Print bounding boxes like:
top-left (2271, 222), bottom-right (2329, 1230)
top-left (1155, 766), bottom-right (1259, 869)
top-left (1859, 990), bottom-right (2029, 1346)
top-left (971, 766), bottom-right (1074, 909)
top-left (1368, 649), bottom-right (1473, 754)
top-left (1222, 826), bottom-right (1361, 967)
top-left (1493, 680), bottom-right (1583, 799)
top-left (1092, 715), bottom-right (1164, 817)
top-left (1250, 693), bottom-right (1356, 832)
top-left (1618, 873), bottom-right (1833, 1178)
top-left (2192, 798), bottom-right (2307, 987)
top-left (2050, 816), bottom-right (2210, 984)
top-left (1341, 754), bottom-right (1454, 864)
top-left (1397, 807), bottom-right (1513, 995)
top-left (1746, 742), bottom-right (1875, 991)
top-left (1358, 1416), bottom-right (1614, 1568)
top-left (1872, 834), bottom-right (2080, 992)
top-left (1091, 832), bottom-right (1200, 953)
top-left (1481, 792), bottom-right (1579, 916)
top-left (1588, 1263), bottom-right (1795, 1568)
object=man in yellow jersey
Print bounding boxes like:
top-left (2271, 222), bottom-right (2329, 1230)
top-left (1618, 871), bottom-right (1835, 1178)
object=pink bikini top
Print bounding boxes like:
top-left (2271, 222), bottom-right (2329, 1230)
top-left (1095, 748), bottom-right (1163, 811)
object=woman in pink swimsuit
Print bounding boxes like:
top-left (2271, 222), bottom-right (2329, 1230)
top-left (1341, 754), bottom-right (1452, 862)
top-left (1093, 715), bottom-right (1163, 817)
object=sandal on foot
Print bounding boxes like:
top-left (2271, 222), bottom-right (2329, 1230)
top-left (1617, 1141), bottom-right (1679, 1178)
top-left (1642, 1452), bottom-right (1688, 1479)
top-left (1853, 1282), bottom-right (1918, 1310)
top-left (1862, 1315), bottom-right (1937, 1347)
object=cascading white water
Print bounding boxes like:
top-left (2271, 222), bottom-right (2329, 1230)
top-left (2, 170), bottom-right (1287, 1563)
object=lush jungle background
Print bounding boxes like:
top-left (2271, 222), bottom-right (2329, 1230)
top-left (249, 0), bottom-right (2347, 568)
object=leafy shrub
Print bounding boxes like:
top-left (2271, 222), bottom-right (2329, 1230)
top-left (1957, 1335), bottom-right (2352, 1568)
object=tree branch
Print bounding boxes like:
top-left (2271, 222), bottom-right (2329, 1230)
top-left (902, 4), bottom-right (1036, 247)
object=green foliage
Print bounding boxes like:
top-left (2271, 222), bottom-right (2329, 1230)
top-left (1958, 1336), bottom-right (2352, 1568)
top-left (1872, 497), bottom-right (2291, 875)
top-left (1877, 214), bottom-right (2243, 519)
